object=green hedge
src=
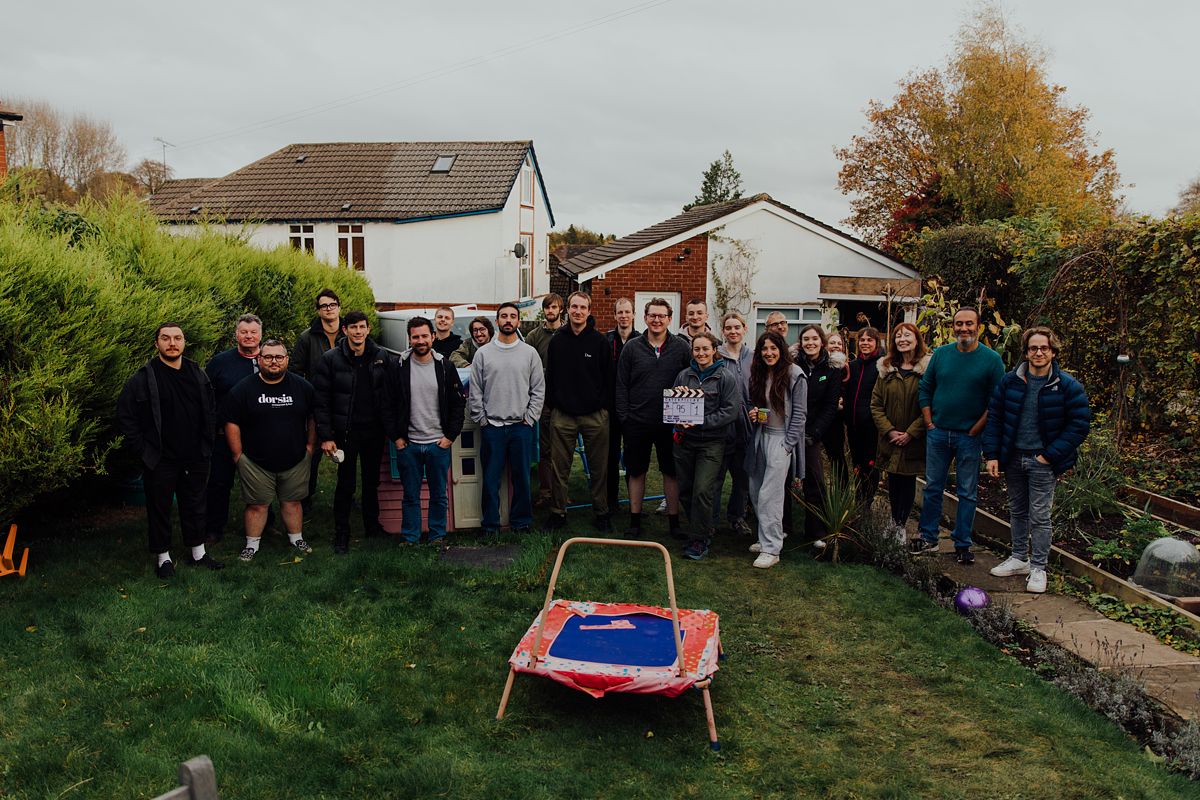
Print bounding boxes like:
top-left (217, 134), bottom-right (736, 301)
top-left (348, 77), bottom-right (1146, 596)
top-left (0, 188), bottom-right (375, 523)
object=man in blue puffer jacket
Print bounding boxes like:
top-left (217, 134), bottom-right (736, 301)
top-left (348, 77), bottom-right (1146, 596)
top-left (983, 326), bottom-right (1090, 594)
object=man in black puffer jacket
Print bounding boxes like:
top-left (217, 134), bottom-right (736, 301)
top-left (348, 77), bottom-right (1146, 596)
top-left (984, 326), bottom-right (1090, 594)
top-left (313, 310), bottom-right (392, 552)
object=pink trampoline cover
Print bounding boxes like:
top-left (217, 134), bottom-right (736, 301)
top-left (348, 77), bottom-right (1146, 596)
top-left (508, 599), bottom-right (721, 698)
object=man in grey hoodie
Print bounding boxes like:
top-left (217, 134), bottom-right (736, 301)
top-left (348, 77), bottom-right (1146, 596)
top-left (469, 302), bottom-right (545, 535)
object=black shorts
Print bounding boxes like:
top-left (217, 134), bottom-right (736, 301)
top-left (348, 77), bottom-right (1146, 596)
top-left (622, 420), bottom-right (676, 477)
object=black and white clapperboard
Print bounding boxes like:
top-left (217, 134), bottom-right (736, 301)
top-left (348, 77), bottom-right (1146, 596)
top-left (663, 388), bottom-right (704, 425)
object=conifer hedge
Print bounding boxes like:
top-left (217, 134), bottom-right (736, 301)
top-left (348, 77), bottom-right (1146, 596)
top-left (0, 188), bottom-right (376, 522)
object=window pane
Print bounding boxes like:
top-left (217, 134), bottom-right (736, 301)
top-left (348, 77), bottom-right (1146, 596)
top-left (290, 225), bottom-right (300, 233)
top-left (304, 238), bottom-right (314, 254)
top-left (302, 225), bottom-right (314, 233)
top-left (802, 308), bottom-right (823, 320)
top-left (352, 237), bottom-right (365, 271)
top-left (461, 458), bottom-right (476, 476)
top-left (338, 238), bottom-right (348, 266)
top-left (290, 237), bottom-right (301, 250)
top-left (338, 225), bottom-right (349, 234)
top-left (351, 225), bottom-right (362, 233)
top-left (460, 430), bottom-right (474, 449)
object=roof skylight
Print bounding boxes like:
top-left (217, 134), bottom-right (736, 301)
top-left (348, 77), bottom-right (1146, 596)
top-left (431, 154), bottom-right (456, 173)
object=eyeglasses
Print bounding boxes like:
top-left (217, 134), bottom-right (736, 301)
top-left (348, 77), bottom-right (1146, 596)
top-left (259, 354), bottom-right (287, 362)
top-left (767, 322), bottom-right (788, 329)
top-left (645, 314), bottom-right (670, 321)
top-left (1027, 346), bottom-right (1053, 353)
top-left (318, 302), bottom-right (340, 310)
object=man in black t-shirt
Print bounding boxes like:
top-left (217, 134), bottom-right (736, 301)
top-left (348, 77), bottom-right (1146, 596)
top-left (223, 340), bottom-right (318, 562)
top-left (115, 323), bottom-right (224, 578)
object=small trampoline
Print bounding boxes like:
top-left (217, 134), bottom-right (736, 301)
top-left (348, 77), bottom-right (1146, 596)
top-left (496, 537), bottom-right (723, 749)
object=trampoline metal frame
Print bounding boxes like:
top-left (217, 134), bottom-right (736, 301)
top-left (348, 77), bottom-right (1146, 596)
top-left (495, 537), bottom-right (721, 749)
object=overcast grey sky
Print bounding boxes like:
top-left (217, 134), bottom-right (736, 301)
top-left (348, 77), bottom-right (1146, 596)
top-left (5, 0), bottom-right (1197, 239)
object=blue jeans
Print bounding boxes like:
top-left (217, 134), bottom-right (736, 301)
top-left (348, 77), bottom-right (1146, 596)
top-left (1006, 452), bottom-right (1057, 569)
top-left (395, 442), bottom-right (452, 542)
top-left (917, 427), bottom-right (982, 548)
top-left (481, 422), bottom-right (533, 531)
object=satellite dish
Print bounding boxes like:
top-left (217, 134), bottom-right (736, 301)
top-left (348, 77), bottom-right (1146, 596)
top-left (513, 242), bottom-right (527, 259)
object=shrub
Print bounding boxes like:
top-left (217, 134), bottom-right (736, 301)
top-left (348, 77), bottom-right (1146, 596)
top-left (0, 185), bottom-right (376, 522)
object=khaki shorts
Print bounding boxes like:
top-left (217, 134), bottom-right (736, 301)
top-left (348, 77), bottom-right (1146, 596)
top-left (237, 453), bottom-right (311, 505)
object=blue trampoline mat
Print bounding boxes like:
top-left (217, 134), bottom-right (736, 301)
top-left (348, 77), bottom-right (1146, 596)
top-left (547, 613), bottom-right (686, 667)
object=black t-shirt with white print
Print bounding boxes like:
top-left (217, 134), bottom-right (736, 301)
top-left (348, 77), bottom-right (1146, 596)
top-left (221, 372), bottom-right (316, 472)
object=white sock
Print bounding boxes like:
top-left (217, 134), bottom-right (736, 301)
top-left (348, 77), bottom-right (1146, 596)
top-left (157, 552), bottom-right (172, 566)
top-left (190, 544), bottom-right (206, 561)
top-left (245, 537), bottom-right (261, 553)
top-left (287, 533), bottom-right (303, 545)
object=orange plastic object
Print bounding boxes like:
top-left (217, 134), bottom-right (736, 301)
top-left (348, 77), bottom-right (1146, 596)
top-left (1, 524), bottom-right (29, 578)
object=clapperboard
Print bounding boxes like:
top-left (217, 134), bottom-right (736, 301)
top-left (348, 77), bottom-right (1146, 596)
top-left (663, 387), bottom-right (704, 425)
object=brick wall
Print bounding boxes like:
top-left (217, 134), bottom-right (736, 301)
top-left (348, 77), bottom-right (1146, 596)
top-left (585, 233), bottom-right (709, 327)
top-left (0, 125), bottom-right (7, 177)
top-left (375, 301), bottom-right (500, 312)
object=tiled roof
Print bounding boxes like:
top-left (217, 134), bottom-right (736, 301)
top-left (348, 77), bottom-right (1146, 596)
top-left (145, 141), bottom-right (549, 223)
top-left (0, 102), bottom-right (22, 121)
top-left (559, 193), bottom-right (908, 277)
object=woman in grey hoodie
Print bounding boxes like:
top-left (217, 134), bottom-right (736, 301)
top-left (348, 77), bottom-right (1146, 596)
top-left (672, 332), bottom-right (739, 561)
top-left (745, 331), bottom-right (807, 569)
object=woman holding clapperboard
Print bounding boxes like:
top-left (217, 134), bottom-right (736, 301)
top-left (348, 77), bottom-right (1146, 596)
top-left (670, 332), bottom-right (739, 562)
top-left (745, 330), bottom-right (807, 569)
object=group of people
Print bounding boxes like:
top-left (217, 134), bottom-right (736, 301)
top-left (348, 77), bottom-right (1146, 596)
top-left (116, 290), bottom-right (1091, 589)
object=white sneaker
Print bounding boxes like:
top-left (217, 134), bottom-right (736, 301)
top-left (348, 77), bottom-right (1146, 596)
top-left (753, 553), bottom-right (780, 569)
top-left (1026, 568), bottom-right (1047, 594)
top-left (990, 557), bottom-right (1031, 577)
top-left (239, 547), bottom-right (257, 562)
top-left (813, 539), bottom-right (826, 549)
top-left (291, 539), bottom-right (312, 554)
top-left (749, 542), bottom-right (762, 553)
top-left (655, 499), bottom-right (668, 515)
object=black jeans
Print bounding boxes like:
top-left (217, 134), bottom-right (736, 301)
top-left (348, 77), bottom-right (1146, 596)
top-left (606, 412), bottom-right (626, 514)
top-left (145, 457), bottom-right (209, 554)
top-left (888, 473), bottom-right (918, 528)
top-left (334, 424), bottom-right (386, 533)
top-left (846, 422), bottom-right (879, 501)
top-left (822, 420), bottom-right (849, 483)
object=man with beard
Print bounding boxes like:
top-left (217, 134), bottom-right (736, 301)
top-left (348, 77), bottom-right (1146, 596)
top-left (524, 293), bottom-right (564, 505)
top-left (289, 289), bottom-right (344, 514)
top-left (383, 317), bottom-right (466, 543)
top-left (116, 322), bottom-right (223, 577)
top-left (222, 340), bottom-right (318, 561)
top-left (615, 298), bottom-right (691, 539)
top-left (911, 307), bottom-right (1005, 564)
top-left (431, 307), bottom-right (463, 358)
top-left (313, 311), bottom-right (392, 553)
top-left (204, 314), bottom-right (276, 544)
top-left (469, 302), bottom-right (545, 535)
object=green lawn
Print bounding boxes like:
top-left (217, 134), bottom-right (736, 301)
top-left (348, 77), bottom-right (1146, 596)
top-left (0, 460), bottom-right (1193, 799)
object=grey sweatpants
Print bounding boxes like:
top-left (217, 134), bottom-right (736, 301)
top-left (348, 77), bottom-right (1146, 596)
top-left (750, 427), bottom-right (791, 557)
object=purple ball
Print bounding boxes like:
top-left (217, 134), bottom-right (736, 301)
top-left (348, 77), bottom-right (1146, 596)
top-left (953, 587), bottom-right (991, 616)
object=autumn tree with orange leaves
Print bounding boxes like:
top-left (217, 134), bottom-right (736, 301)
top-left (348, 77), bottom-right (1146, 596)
top-left (835, 2), bottom-right (1122, 254)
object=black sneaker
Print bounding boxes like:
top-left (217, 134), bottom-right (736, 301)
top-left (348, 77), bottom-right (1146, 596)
top-left (333, 535), bottom-right (350, 554)
top-left (623, 526), bottom-right (642, 540)
top-left (542, 514), bottom-right (567, 531)
top-left (156, 560), bottom-right (176, 579)
top-left (670, 527), bottom-right (689, 541)
top-left (594, 515), bottom-right (614, 534)
top-left (909, 538), bottom-right (939, 555)
top-left (955, 547), bottom-right (975, 565)
top-left (188, 553), bottom-right (225, 570)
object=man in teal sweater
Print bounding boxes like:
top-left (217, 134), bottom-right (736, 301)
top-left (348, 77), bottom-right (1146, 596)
top-left (911, 308), bottom-right (1005, 564)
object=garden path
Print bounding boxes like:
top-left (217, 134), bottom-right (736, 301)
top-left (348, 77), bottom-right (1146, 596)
top-left (904, 518), bottom-right (1200, 722)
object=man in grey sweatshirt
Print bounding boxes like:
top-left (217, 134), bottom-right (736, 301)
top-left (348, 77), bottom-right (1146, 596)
top-left (469, 302), bottom-right (546, 534)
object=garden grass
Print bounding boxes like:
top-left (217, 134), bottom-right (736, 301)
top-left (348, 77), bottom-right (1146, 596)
top-left (0, 461), bottom-right (1195, 799)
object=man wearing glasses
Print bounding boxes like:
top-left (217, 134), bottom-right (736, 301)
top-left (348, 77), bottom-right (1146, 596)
top-left (221, 340), bottom-right (318, 561)
top-left (615, 298), bottom-right (691, 539)
top-left (764, 311), bottom-right (790, 340)
top-left (985, 327), bottom-right (1090, 593)
top-left (290, 289), bottom-right (345, 514)
top-left (204, 314), bottom-right (274, 545)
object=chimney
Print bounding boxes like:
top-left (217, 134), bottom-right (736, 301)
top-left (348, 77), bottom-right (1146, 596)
top-left (0, 102), bottom-right (24, 178)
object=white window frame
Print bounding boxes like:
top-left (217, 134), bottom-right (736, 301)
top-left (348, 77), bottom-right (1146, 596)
top-left (520, 157), bottom-right (533, 207)
top-left (519, 233), bottom-right (533, 299)
top-left (753, 305), bottom-right (823, 342)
